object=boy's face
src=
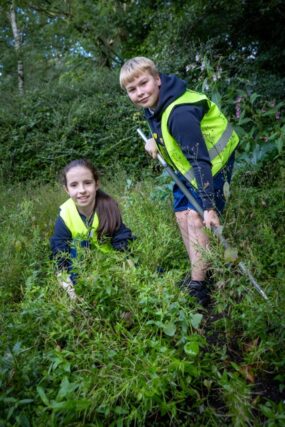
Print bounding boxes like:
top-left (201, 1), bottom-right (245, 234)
top-left (125, 71), bottom-right (161, 109)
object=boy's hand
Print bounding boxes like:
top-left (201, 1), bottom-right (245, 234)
top-left (145, 138), bottom-right (158, 159)
top-left (203, 209), bottom-right (220, 229)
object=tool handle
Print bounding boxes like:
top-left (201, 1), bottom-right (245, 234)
top-left (137, 128), bottom-right (204, 215)
top-left (137, 128), bottom-right (166, 163)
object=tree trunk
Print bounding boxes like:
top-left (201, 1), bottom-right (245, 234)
top-left (8, 2), bottom-right (24, 96)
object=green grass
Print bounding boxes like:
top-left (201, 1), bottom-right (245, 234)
top-left (0, 163), bottom-right (284, 426)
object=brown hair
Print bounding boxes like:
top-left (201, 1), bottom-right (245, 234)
top-left (119, 56), bottom-right (159, 89)
top-left (61, 159), bottom-right (121, 238)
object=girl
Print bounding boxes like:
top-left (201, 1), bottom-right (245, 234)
top-left (50, 159), bottom-right (134, 300)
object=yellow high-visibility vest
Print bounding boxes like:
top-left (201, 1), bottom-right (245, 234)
top-left (155, 90), bottom-right (239, 188)
top-left (60, 198), bottom-right (112, 253)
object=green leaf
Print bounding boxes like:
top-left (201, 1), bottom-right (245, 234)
top-left (190, 313), bottom-right (203, 329)
top-left (184, 341), bottom-right (199, 357)
top-left (238, 117), bottom-right (253, 125)
top-left (224, 247), bottom-right (239, 263)
top-left (275, 137), bottom-right (284, 154)
top-left (163, 321), bottom-right (176, 337)
top-left (56, 377), bottom-right (77, 400)
top-left (36, 386), bottom-right (50, 407)
top-left (18, 399), bottom-right (34, 405)
top-left (50, 399), bottom-right (90, 411)
top-left (260, 403), bottom-right (274, 418)
top-left (114, 406), bottom-right (129, 415)
top-left (212, 91), bottom-right (221, 108)
top-left (250, 93), bottom-right (260, 104)
top-left (12, 341), bottom-right (22, 354)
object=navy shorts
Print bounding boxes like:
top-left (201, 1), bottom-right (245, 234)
top-left (173, 153), bottom-right (235, 214)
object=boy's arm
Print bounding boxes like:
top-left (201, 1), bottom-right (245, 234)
top-left (168, 104), bottom-right (215, 210)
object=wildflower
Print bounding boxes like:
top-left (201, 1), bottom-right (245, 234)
top-left (235, 96), bottom-right (242, 119)
top-left (269, 100), bottom-right (276, 108)
top-left (186, 64), bottom-right (195, 72)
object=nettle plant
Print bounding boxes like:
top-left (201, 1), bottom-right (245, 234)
top-left (233, 93), bottom-right (285, 169)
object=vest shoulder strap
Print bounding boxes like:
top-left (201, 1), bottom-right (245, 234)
top-left (162, 90), bottom-right (209, 127)
top-left (60, 198), bottom-right (99, 238)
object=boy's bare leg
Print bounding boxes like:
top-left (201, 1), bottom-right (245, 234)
top-left (175, 210), bottom-right (191, 259)
top-left (175, 209), bottom-right (209, 281)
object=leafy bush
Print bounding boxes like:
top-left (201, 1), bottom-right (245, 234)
top-left (0, 68), bottom-right (149, 182)
top-left (1, 49), bottom-right (284, 185)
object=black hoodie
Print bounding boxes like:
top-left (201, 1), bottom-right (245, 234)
top-left (50, 213), bottom-right (134, 272)
top-left (144, 73), bottom-right (215, 210)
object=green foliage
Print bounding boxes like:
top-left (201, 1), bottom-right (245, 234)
top-left (1, 3), bottom-right (284, 424)
top-left (131, 0), bottom-right (285, 77)
top-left (0, 67), bottom-right (149, 181)
top-left (232, 93), bottom-right (285, 171)
top-left (1, 161), bottom-right (285, 425)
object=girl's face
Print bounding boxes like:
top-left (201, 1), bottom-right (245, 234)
top-left (65, 166), bottom-right (98, 216)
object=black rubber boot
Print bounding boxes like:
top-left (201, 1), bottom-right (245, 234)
top-left (176, 272), bottom-right (192, 289)
top-left (186, 280), bottom-right (211, 306)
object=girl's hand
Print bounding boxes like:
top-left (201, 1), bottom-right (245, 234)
top-left (145, 138), bottom-right (158, 159)
top-left (203, 209), bottom-right (220, 229)
top-left (57, 273), bottom-right (77, 300)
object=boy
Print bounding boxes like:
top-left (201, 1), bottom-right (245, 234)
top-left (120, 57), bottom-right (239, 305)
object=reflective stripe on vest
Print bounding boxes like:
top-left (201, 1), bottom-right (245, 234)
top-left (59, 198), bottom-right (112, 253)
top-left (159, 90), bottom-right (239, 188)
top-left (184, 122), bottom-right (234, 182)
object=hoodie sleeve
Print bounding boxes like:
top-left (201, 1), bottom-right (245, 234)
top-left (111, 222), bottom-right (136, 251)
top-left (50, 215), bottom-right (73, 270)
top-left (168, 103), bottom-right (216, 210)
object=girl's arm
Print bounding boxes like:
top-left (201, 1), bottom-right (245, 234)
top-left (56, 271), bottom-right (77, 300)
top-left (50, 216), bottom-right (73, 270)
top-left (111, 222), bottom-right (135, 251)
top-left (50, 216), bottom-right (77, 300)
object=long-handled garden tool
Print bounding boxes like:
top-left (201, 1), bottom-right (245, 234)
top-left (137, 128), bottom-right (268, 301)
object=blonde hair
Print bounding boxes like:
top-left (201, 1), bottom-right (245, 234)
top-left (119, 56), bottom-right (159, 89)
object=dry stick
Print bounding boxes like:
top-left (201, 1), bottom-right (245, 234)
top-left (137, 128), bottom-right (268, 301)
